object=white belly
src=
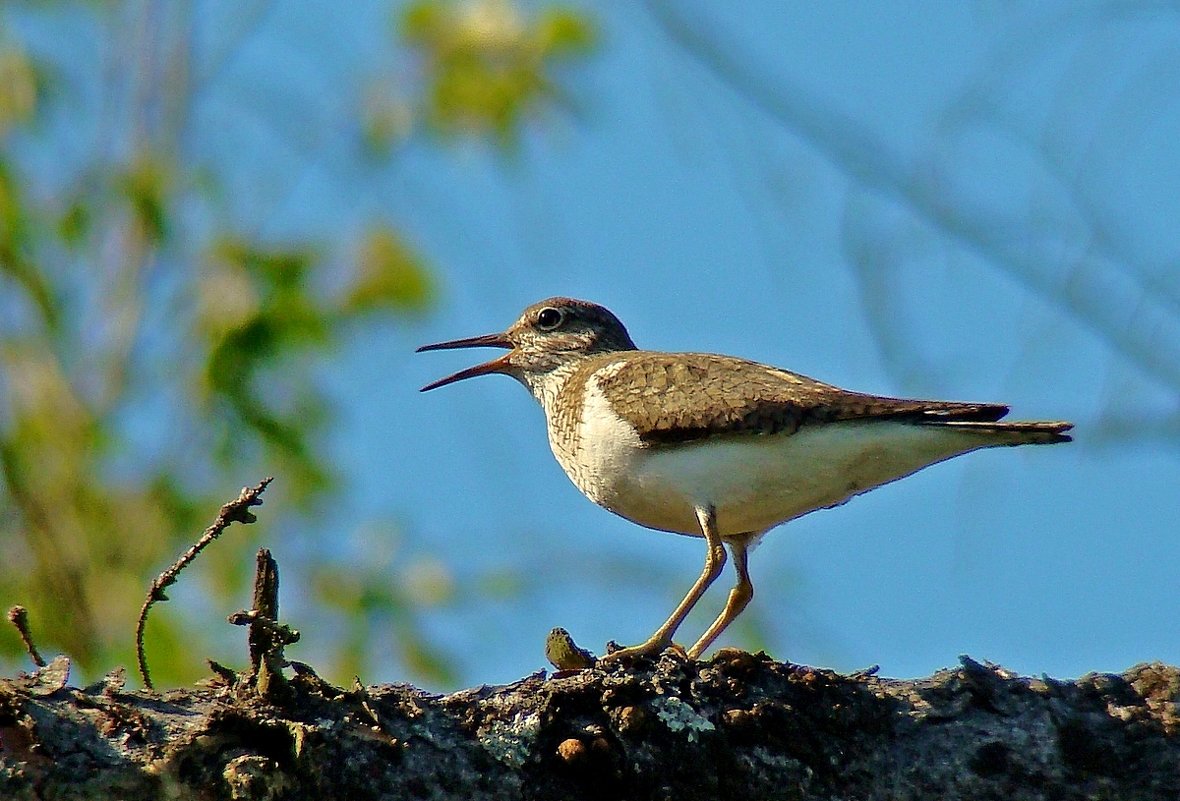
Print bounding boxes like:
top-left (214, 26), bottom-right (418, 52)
top-left (556, 416), bottom-right (995, 539)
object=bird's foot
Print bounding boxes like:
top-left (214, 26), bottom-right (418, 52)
top-left (597, 638), bottom-right (686, 665)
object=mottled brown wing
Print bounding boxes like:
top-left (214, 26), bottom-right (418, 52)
top-left (596, 352), bottom-right (1009, 446)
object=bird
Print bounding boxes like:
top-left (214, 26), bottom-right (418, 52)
top-left (417, 297), bottom-right (1073, 663)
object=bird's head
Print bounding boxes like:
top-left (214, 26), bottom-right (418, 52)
top-left (417, 297), bottom-right (638, 392)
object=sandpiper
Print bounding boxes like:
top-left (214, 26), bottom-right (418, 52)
top-left (418, 297), bottom-right (1072, 662)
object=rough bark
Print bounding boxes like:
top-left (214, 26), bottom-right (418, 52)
top-left (2, 650), bottom-right (1178, 800)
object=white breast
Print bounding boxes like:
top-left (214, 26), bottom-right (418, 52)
top-left (547, 365), bottom-right (644, 509)
top-left (536, 366), bottom-right (997, 542)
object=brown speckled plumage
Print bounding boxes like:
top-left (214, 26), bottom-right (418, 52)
top-left (591, 351), bottom-right (1015, 446)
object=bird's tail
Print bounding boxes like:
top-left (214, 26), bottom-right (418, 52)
top-left (930, 419), bottom-right (1074, 445)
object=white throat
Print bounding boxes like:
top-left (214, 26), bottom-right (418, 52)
top-left (516, 359), bottom-right (583, 418)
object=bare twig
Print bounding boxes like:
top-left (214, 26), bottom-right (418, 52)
top-left (250, 547), bottom-right (279, 672)
top-left (7, 605), bottom-right (47, 668)
top-left (135, 477), bottom-right (273, 690)
top-left (227, 548), bottom-right (297, 698)
top-left (227, 608), bottom-right (300, 646)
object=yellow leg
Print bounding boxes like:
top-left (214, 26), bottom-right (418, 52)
top-left (599, 505), bottom-right (726, 663)
top-left (687, 540), bottom-right (752, 659)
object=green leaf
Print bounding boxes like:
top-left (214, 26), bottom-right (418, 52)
top-left (537, 8), bottom-right (596, 54)
top-left (116, 156), bottom-right (171, 244)
top-left (0, 43), bottom-right (39, 136)
top-left (0, 160), bottom-right (59, 332)
top-left (56, 199), bottom-right (91, 248)
top-left (346, 226), bottom-right (434, 314)
top-left (398, 0), bottom-right (596, 144)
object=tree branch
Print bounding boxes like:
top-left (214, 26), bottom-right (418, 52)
top-left (1, 651), bottom-right (1177, 800)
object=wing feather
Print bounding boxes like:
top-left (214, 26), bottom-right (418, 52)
top-left (596, 352), bottom-right (1010, 445)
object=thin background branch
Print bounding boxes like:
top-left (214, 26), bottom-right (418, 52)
top-left (645, 0), bottom-right (1180, 395)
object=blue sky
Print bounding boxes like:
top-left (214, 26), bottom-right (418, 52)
top-left (12, 1), bottom-right (1178, 691)
top-left (309, 1), bottom-right (1179, 688)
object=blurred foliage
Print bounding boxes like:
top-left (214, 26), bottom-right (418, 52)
top-left (347, 226), bottom-right (434, 315)
top-left (313, 550), bottom-right (459, 687)
top-left (401, 0), bottom-right (595, 144)
top-left (0, 1), bottom-right (595, 688)
top-left (0, 41), bottom-right (39, 138)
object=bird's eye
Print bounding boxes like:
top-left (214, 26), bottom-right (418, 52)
top-left (535, 307), bottom-right (564, 331)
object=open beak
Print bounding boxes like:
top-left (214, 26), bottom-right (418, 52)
top-left (417, 332), bottom-right (513, 391)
